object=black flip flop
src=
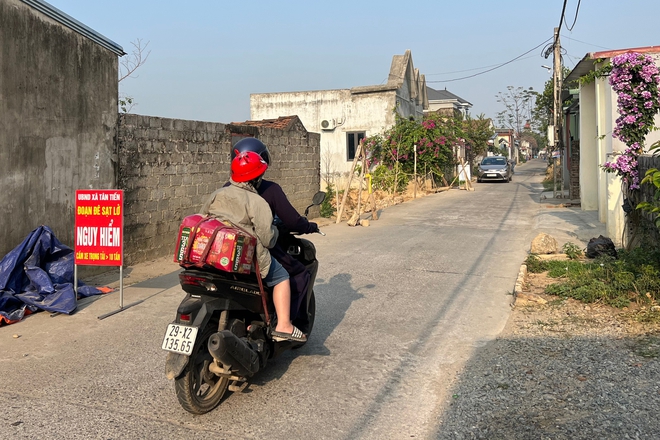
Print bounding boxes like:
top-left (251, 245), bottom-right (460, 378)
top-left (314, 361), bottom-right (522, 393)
top-left (271, 325), bottom-right (307, 343)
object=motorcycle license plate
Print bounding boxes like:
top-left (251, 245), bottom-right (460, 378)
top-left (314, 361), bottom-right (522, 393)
top-left (162, 324), bottom-right (198, 356)
top-left (487, 173), bottom-right (497, 177)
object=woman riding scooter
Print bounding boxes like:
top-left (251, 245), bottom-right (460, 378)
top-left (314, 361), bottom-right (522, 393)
top-left (201, 150), bottom-right (306, 342)
top-left (230, 137), bottom-right (319, 327)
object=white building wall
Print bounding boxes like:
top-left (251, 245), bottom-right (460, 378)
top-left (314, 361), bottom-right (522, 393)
top-left (579, 82), bottom-right (598, 211)
top-left (604, 85), bottom-right (627, 245)
top-left (595, 76), bottom-right (609, 223)
top-left (251, 90), bottom-right (396, 176)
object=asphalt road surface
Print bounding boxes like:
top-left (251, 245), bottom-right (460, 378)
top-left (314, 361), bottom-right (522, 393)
top-left (1, 159), bottom-right (549, 439)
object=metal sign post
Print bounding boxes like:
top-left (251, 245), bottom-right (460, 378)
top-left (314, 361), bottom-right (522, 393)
top-left (74, 190), bottom-right (140, 319)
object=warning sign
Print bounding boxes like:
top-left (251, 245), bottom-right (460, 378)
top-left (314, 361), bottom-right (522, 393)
top-left (75, 190), bottom-right (124, 266)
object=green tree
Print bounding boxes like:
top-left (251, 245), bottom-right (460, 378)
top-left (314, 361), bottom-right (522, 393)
top-left (532, 67), bottom-right (573, 135)
top-left (495, 86), bottom-right (536, 136)
top-left (462, 114), bottom-right (494, 170)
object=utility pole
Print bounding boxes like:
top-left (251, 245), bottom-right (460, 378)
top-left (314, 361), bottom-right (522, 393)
top-left (552, 27), bottom-right (563, 199)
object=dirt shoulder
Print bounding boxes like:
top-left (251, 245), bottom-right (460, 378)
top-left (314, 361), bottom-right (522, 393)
top-left (437, 265), bottom-right (660, 439)
top-left (516, 261), bottom-right (660, 341)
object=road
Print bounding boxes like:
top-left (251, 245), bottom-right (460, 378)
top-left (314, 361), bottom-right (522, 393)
top-left (1, 159), bottom-right (549, 439)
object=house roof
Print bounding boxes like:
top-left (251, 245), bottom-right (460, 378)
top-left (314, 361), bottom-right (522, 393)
top-left (426, 87), bottom-right (472, 106)
top-left (566, 45), bottom-right (660, 84)
top-left (20, 0), bottom-right (125, 56)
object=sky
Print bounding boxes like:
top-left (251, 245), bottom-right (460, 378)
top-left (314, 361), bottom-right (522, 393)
top-left (44, 0), bottom-right (660, 126)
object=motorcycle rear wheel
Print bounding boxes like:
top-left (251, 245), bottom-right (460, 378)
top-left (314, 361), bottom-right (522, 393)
top-left (174, 325), bottom-right (229, 414)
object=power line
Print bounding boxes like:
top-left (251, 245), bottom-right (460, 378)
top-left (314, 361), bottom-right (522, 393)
top-left (558, 0), bottom-right (569, 30)
top-left (561, 34), bottom-right (611, 50)
top-left (427, 37), bottom-right (553, 83)
top-left (564, 52), bottom-right (581, 67)
top-left (564, 0), bottom-right (581, 31)
top-left (425, 55), bottom-right (538, 76)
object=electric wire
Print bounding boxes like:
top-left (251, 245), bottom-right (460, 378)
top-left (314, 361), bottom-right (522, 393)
top-left (548, 0), bottom-right (573, 62)
top-left (558, 0), bottom-right (568, 30)
top-left (426, 37), bottom-right (553, 83)
top-left (564, 52), bottom-right (581, 67)
top-left (561, 35), bottom-right (611, 50)
top-left (564, 0), bottom-right (581, 31)
top-left (425, 55), bottom-right (538, 76)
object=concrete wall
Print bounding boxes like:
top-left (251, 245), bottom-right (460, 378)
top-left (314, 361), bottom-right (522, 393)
top-left (117, 114), bottom-right (320, 265)
top-left (0, 0), bottom-right (118, 258)
top-left (579, 82), bottom-right (598, 210)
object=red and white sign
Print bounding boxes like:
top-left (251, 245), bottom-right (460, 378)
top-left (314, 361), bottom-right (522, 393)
top-left (75, 190), bottom-right (124, 266)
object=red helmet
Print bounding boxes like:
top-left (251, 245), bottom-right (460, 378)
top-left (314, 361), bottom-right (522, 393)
top-left (231, 150), bottom-right (268, 182)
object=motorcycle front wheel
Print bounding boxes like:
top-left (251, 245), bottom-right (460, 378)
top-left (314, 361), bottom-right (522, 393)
top-left (174, 324), bottom-right (229, 414)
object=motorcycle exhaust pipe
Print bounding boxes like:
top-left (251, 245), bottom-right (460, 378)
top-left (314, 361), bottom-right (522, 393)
top-left (207, 330), bottom-right (260, 377)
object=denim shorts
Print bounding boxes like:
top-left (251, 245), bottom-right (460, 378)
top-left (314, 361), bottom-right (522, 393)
top-left (264, 255), bottom-right (289, 287)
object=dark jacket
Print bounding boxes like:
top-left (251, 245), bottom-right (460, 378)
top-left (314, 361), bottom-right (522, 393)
top-left (258, 180), bottom-right (317, 321)
top-left (258, 180), bottom-right (317, 234)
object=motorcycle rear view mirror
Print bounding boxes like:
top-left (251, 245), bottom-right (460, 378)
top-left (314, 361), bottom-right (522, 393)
top-left (304, 191), bottom-right (327, 217)
top-left (312, 191), bottom-right (326, 206)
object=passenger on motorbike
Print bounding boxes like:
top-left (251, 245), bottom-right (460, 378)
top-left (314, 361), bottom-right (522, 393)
top-left (231, 138), bottom-right (318, 323)
top-left (201, 151), bottom-right (306, 343)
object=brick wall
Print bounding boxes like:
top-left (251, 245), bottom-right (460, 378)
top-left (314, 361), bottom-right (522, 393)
top-left (569, 140), bottom-right (580, 200)
top-left (117, 114), bottom-right (320, 265)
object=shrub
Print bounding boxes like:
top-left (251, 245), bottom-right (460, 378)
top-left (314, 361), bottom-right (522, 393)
top-left (525, 254), bottom-right (547, 273)
top-left (539, 245), bottom-right (660, 308)
top-left (371, 164), bottom-right (409, 193)
top-left (562, 242), bottom-right (583, 260)
top-left (320, 184), bottom-right (335, 218)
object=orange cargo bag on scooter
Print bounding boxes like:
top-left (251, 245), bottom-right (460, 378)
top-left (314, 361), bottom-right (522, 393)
top-left (174, 214), bottom-right (257, 274)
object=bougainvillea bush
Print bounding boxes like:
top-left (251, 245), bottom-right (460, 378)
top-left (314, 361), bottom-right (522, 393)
top-left (364, 113), bottom-right (459, 185)
top-left (602, 52), bottom-right (660, 189)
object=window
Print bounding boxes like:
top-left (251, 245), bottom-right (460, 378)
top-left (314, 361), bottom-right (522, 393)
top-left (481, 157), bottom-right (506, 166)
top-left (346, 132), bottom-right (365, 161)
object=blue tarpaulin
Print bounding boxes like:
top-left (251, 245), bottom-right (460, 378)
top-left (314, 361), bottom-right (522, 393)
top-left (0, 226), bottom-right (103, 325)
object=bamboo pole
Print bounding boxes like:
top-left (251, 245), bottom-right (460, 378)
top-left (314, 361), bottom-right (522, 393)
top-left (336, 142), bottom-right (362, 224)
top-left (348, 151), bottom-right (366, 226)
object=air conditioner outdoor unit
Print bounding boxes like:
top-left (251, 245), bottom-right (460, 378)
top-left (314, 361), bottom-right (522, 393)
top-left (320, 119), bottom-right (336, 130)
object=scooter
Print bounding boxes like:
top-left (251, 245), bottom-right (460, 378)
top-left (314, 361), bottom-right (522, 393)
top-left (163, 191), bottom-right (326, 414)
